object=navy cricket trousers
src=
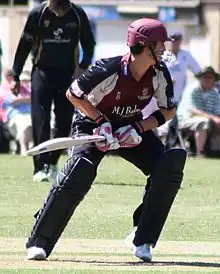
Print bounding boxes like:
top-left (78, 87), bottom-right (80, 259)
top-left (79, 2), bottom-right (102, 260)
top-left (26, 119), bottom-right (166, 255)
top-left (70, 119), bottom-right (165, 244)
top-left (31, 67), bottom-right (74, 173)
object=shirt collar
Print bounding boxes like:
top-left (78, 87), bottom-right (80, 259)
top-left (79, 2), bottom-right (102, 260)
top-left (121, 53), bottom-right (131, 77)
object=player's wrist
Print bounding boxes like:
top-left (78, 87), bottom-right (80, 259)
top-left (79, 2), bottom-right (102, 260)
top-left (150, 110), bottom-right (166, 127)
top-left (132, 121), bottom-right (145, 134)
top-left (94, 115), bottom-right (109, 126)
top-left (12, 75), bottom-right (20, 82)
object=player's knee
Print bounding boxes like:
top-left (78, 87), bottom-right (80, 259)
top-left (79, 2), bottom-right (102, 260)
top-left (152, 148), bottom-right (187, 192)
top-left (56, 157), bottom-right (97, 196)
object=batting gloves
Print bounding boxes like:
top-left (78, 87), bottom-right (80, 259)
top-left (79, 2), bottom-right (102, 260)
top-left (93, 115), bottom-right (120, 152)
top-left (114, 124), bottom-right (142, 148)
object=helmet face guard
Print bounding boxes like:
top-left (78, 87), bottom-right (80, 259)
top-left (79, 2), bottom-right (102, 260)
top-left (147, 43), bottom-right (161, 65)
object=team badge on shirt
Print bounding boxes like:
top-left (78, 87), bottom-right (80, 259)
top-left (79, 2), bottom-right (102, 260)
top-left (137, 88), bottom-right (151, 100)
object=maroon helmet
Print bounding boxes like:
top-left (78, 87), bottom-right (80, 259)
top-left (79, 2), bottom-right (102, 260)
top-left (127, 18), bottom-right (171, 47)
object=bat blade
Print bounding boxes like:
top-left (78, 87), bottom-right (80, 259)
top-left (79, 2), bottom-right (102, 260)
top-left (26, 135), bottom-right (105, 156)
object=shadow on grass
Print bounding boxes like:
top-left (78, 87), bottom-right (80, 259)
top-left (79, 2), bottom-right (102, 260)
top-left (95, 182), bottom-right (184, 189)
top-left (50, 258), bottom-right (220, 268)
top-left (95, 181), bottom-right (143, 187)
top-left (150, 261), bottom-right (220, 268)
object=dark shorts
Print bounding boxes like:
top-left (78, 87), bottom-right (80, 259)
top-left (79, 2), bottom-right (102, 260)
top-left (71, 119), bottom-right (165, 176)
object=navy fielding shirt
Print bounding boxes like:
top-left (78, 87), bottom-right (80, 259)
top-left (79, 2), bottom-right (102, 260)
top-left (70, 53), bottom-right (176, 127)
top-left (12, 2), bottom-right (95, 81)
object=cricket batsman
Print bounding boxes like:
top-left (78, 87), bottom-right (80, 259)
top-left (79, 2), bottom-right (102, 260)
top-left (26, 18), bottom-right (187, 262)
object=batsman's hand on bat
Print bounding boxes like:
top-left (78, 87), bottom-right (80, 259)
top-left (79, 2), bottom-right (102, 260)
top-left (114, 123), bottom-right (143, 148)
top-left (93, 115), bottom-right (120, 152)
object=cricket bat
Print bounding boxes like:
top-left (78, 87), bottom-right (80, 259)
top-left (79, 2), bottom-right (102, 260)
top-left (26, 135), bottom-right (105, 156)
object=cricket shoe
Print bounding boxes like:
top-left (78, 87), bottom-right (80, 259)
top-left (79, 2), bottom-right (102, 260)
top-left (133, 243), bottom-right (152, 262)
top-left (27, 246), bottom-right (46, 260)
top-left (47, 165), bottom-right (59, 184)
top-left (125, 227), bottom-right (152, 262)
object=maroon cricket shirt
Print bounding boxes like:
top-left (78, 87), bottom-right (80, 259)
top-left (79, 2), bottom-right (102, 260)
top-left (70, 53), bottom-right (175, 127)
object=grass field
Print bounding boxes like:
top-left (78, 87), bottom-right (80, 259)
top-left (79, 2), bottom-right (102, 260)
top-left (0, 154), bottom-right (220, 273)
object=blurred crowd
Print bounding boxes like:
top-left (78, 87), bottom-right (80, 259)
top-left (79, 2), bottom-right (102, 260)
top-left (1, 32), bottom-right (220, 158)
top-left (142, 32), bottom-right (220, 158)
top-left (0, 67), bottom-right (56, 155)
top-left (0, 68), bottom-right (33, 155)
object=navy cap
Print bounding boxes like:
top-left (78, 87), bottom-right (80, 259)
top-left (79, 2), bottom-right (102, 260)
top-left (169, 32), bottom-right (183, 41)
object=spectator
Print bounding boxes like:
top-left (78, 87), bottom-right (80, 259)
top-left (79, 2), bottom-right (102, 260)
top-left (177, 66), bottom-right (220, 157)
top-left (20, 70), bottom-right (31, 90)
top-left (11, 0), bottom-right (96, 182)
top-left (0, 69), bottom-right (33, 155)
top-left (163, 32), bottom-right (201, 149)
top-left (163, 32), bottom-right (201, 102)
top-left (0, 40), bottom-right (2, 84)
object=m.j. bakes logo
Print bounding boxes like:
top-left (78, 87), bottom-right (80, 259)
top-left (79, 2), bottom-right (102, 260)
top-left (112, 105), bottom-right (140, 117)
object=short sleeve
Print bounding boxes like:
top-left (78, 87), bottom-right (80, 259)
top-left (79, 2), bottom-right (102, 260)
top-left (69, 56), bottom-right (121, 99)
top-left (153, 63), bottom-right (176, 109)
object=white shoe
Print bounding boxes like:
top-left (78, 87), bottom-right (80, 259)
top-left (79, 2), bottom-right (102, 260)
top-left (133, 244), bottom-right (152, 262)
top-left (33, 171), bottom-right (49, 183)
top-left (125, 227), bottom-right (152, 262)
top-left (47, 165), bottom-right (58, 184)
top-left (27, 246), bottom-right (46, 260)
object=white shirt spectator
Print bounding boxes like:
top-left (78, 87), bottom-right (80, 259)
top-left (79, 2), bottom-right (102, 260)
top-left (163, 49), bottom-right (201, 102)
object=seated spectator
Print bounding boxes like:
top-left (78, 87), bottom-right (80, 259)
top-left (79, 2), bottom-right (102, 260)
top-left (0, 69), bottom-right (33, 155)
top-left (20, 70), bottom-right (31, 92)
top-left (177, 66), bottom-right (220, 157)
top-left (0, 94), bottom-right (10, 153)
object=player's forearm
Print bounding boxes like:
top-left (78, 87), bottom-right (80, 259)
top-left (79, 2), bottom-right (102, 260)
top-left (79, 8), bottom-right (96, 70)
top-left (12, 38), bottom-right (32, 81)
top-left (80, 42), bottom-right (95, 70)
top-left (160, 107), bottom-right (176, 120)
top-left (66, 90), bottom-right (101, 121)
top-left (140, 108), bottom-right (176, 131)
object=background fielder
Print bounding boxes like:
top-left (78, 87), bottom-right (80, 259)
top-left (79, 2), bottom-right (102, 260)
top-left (11, 0), bottom-right (95, 183)
top-left (25, 18), bottom-right (186, 262)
